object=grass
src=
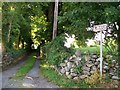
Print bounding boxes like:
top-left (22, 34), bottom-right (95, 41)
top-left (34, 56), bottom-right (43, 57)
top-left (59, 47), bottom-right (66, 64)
top-left (76, 46), bottom-right (108, 55)
top-left (40, 65), bottom-right (89, 88)
top-left (40, 65), bottom-right (118, 88)
top-left (15, 54), bottom-right (36, 77)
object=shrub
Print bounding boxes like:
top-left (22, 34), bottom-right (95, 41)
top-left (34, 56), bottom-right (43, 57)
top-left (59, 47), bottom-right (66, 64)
top-left (43, 34), bottom-right (75, 66)
top-left (85, 70), bottom-right (100, 85)
top-left (7, 48), bottom-right (26, 58)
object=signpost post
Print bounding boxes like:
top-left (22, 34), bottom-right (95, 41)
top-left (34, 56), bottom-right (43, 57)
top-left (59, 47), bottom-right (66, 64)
top-left (93, 24), bottom-right (107, 80)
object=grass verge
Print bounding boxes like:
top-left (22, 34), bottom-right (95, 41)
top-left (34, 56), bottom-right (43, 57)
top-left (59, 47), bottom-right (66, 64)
top-left (40, 65), bottom-right (89, 88)
top-left (78, 46), bottom-right (107, 54)
top-left (40, 64), bottom-right (118, 88)
top-left (15, 54), bottom-right (36, 77)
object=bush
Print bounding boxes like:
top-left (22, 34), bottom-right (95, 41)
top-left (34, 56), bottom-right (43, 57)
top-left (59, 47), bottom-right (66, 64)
top-left (85, 70), bottom-right (100, 86)
top-left (43, 34), bottom-right (75, 66)
top-left (7, 48), bottom-right (26, 58)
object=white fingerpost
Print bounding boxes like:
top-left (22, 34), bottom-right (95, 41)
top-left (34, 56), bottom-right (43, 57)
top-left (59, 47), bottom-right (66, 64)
top-left (100, 30), bottom-right (102, 79)
top-left (92, 24), bottom-right (107, 80)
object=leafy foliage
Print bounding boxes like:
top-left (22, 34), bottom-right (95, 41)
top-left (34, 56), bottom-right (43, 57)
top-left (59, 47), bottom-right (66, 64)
top-left (74, 56), bottom-right (86, 74)
top-left (85, 70), bottom-right (100, 86)
top-left (43, 34), bottom-right (74, 66)
top-left (7, 48), bottom-right (26, 59)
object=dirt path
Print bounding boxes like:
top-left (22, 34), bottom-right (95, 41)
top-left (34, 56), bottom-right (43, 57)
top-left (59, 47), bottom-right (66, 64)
top-left (2, 60), bottom-right (26, 88)
top-left (22, 60), bottom-right (59, 88)
top-left (2, 58), bottom-right (59, 88)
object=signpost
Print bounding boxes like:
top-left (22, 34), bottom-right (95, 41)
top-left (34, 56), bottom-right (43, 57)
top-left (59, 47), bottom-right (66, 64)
top-left (93, 24), bottom-right (108, 80)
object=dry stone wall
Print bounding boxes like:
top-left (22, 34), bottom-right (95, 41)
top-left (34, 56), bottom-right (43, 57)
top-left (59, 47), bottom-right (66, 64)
top-left (2, 53), bottom-right (27, 70)
top-left (56, 50), bottom-right (119, 81)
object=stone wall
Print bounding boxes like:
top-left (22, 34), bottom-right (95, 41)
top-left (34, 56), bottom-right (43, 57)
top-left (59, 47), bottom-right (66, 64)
top-left (2, 53), bottom-right (27, 70)
top-left (56, 50), bottom-right (119, 81)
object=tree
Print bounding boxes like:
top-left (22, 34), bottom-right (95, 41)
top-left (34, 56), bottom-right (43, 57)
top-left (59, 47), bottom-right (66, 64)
top-left (58, 2), bottom-right (120, 50)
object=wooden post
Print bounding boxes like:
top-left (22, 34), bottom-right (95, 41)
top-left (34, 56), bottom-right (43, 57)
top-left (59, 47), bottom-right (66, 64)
top-left (52, 0), bottom-right (59, 40)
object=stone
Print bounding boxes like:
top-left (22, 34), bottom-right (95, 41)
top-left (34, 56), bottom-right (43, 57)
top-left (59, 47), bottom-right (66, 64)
top-left (115, 85), bottom-right (118, 88)
top-left (75, 60), bottom-right (80, 66)
top-left (5, 54), bottom-right (7, 57)
top-left (115, 65), bottom-right (119, 68)
top-left (72, 64), bottom-right (75, 68)
top-left (113, 69), bottom-right (117, 73)
top-left (67, 75), bottom-right (72, 79)
top-left (97, 64), bottom-right (100, 68)
top-left (95, 62), bottom-right (100, 65)
top-left (67, 62), bottom-right (72, 69)
top-left (70, 68), bottom-right (74, 73)
top-left (113, 80), bottom-right (119, 85)
top-left (109, 72), bottom-right (114, 76)
top-left (83, 66), bottom-right (90, 71)
top-left (103, 66), bottom-right (109, 70)
top-left (112, 64), bottom-right (115, 67)
top-left (85, 55), bottom-right (90, 61)
top-left (69, 56), bottom-right (76, 60)
top-left (116, 63), bottom-right (118, 66)
top-left (91, 66), bottom-right (97, 71)
top-left (87, 60), bottom-right (92, 64)
top-left (60, 63), bottom-right (66, 67)
top-left (79, 75), bottom-right (88, 79)
top-left (95, 61), bottom-right (99, 66)
top-left (90, 58), bottom-right (96, 62)
top-left (112, 76), bottom-right (120, 80)
top-left (75, 50), bottom-right (81, 57)
top-left (71, 73), bottom-right (77, 77)
top-left (64, 60), bottom-right (68, 63)
top-left (96, 58), bottom-right (100, 62)
top-left (65, 66), bottom-right (70, 72)
top-left (103, 70), bottom-right (106, 73)
top-left (73, 55), bottom-right (76, 58)
top-left (86, 63), bottom-right (94, 68)
top-left (83, 71), bottom-right (90, 75)
top-left (66, 72), bottom-right (69, 76)
top-left (60, 68), bottom-right (65, 74)
top-left (112, 60), bottom-right (116, 64)
top-left (69, 58), bottom-right (76, 62)
top-left (58, 72), bottom-right (62, 76)
top-left (90, 70), bottom-right (95, 74)
top-left (76, 57), bottom-right (81, 61)
top-left (109, 69), bottom-right (114, 74)
top-left (73, 77), bottom-right (79, 80)
top-left (104, 62), bottom-right (108, 66)
top-left (106, 55), bottom-right (112, 59)
top-left (91, 54), bottom-right (98, 59)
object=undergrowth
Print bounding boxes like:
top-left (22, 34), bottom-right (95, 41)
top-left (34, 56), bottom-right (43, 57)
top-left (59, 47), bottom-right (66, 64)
top-left (43, 34), bottom-right (75, 66)
top-left (40, 65), bottom-right (89, 88)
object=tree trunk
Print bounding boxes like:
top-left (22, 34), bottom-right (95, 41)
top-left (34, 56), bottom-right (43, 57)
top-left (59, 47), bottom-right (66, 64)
top-left (17, 33), bottom-right (20, 49)
top-left (48, 3), bottom-right (54, 22)
top-left (8, 20), bottom-right (12, 43)
top-left (116, 21), bottom-right (120, 77)
top-left (52, 0), bottom-right (59, 40)
top-left (117, 23), bottom-right (120, 56)
top-left (21, 39), bottom-right (24, 49)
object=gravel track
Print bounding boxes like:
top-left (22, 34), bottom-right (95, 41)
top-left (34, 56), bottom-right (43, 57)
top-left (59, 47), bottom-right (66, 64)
top-left (2, 58), bottom-right (59, 88)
